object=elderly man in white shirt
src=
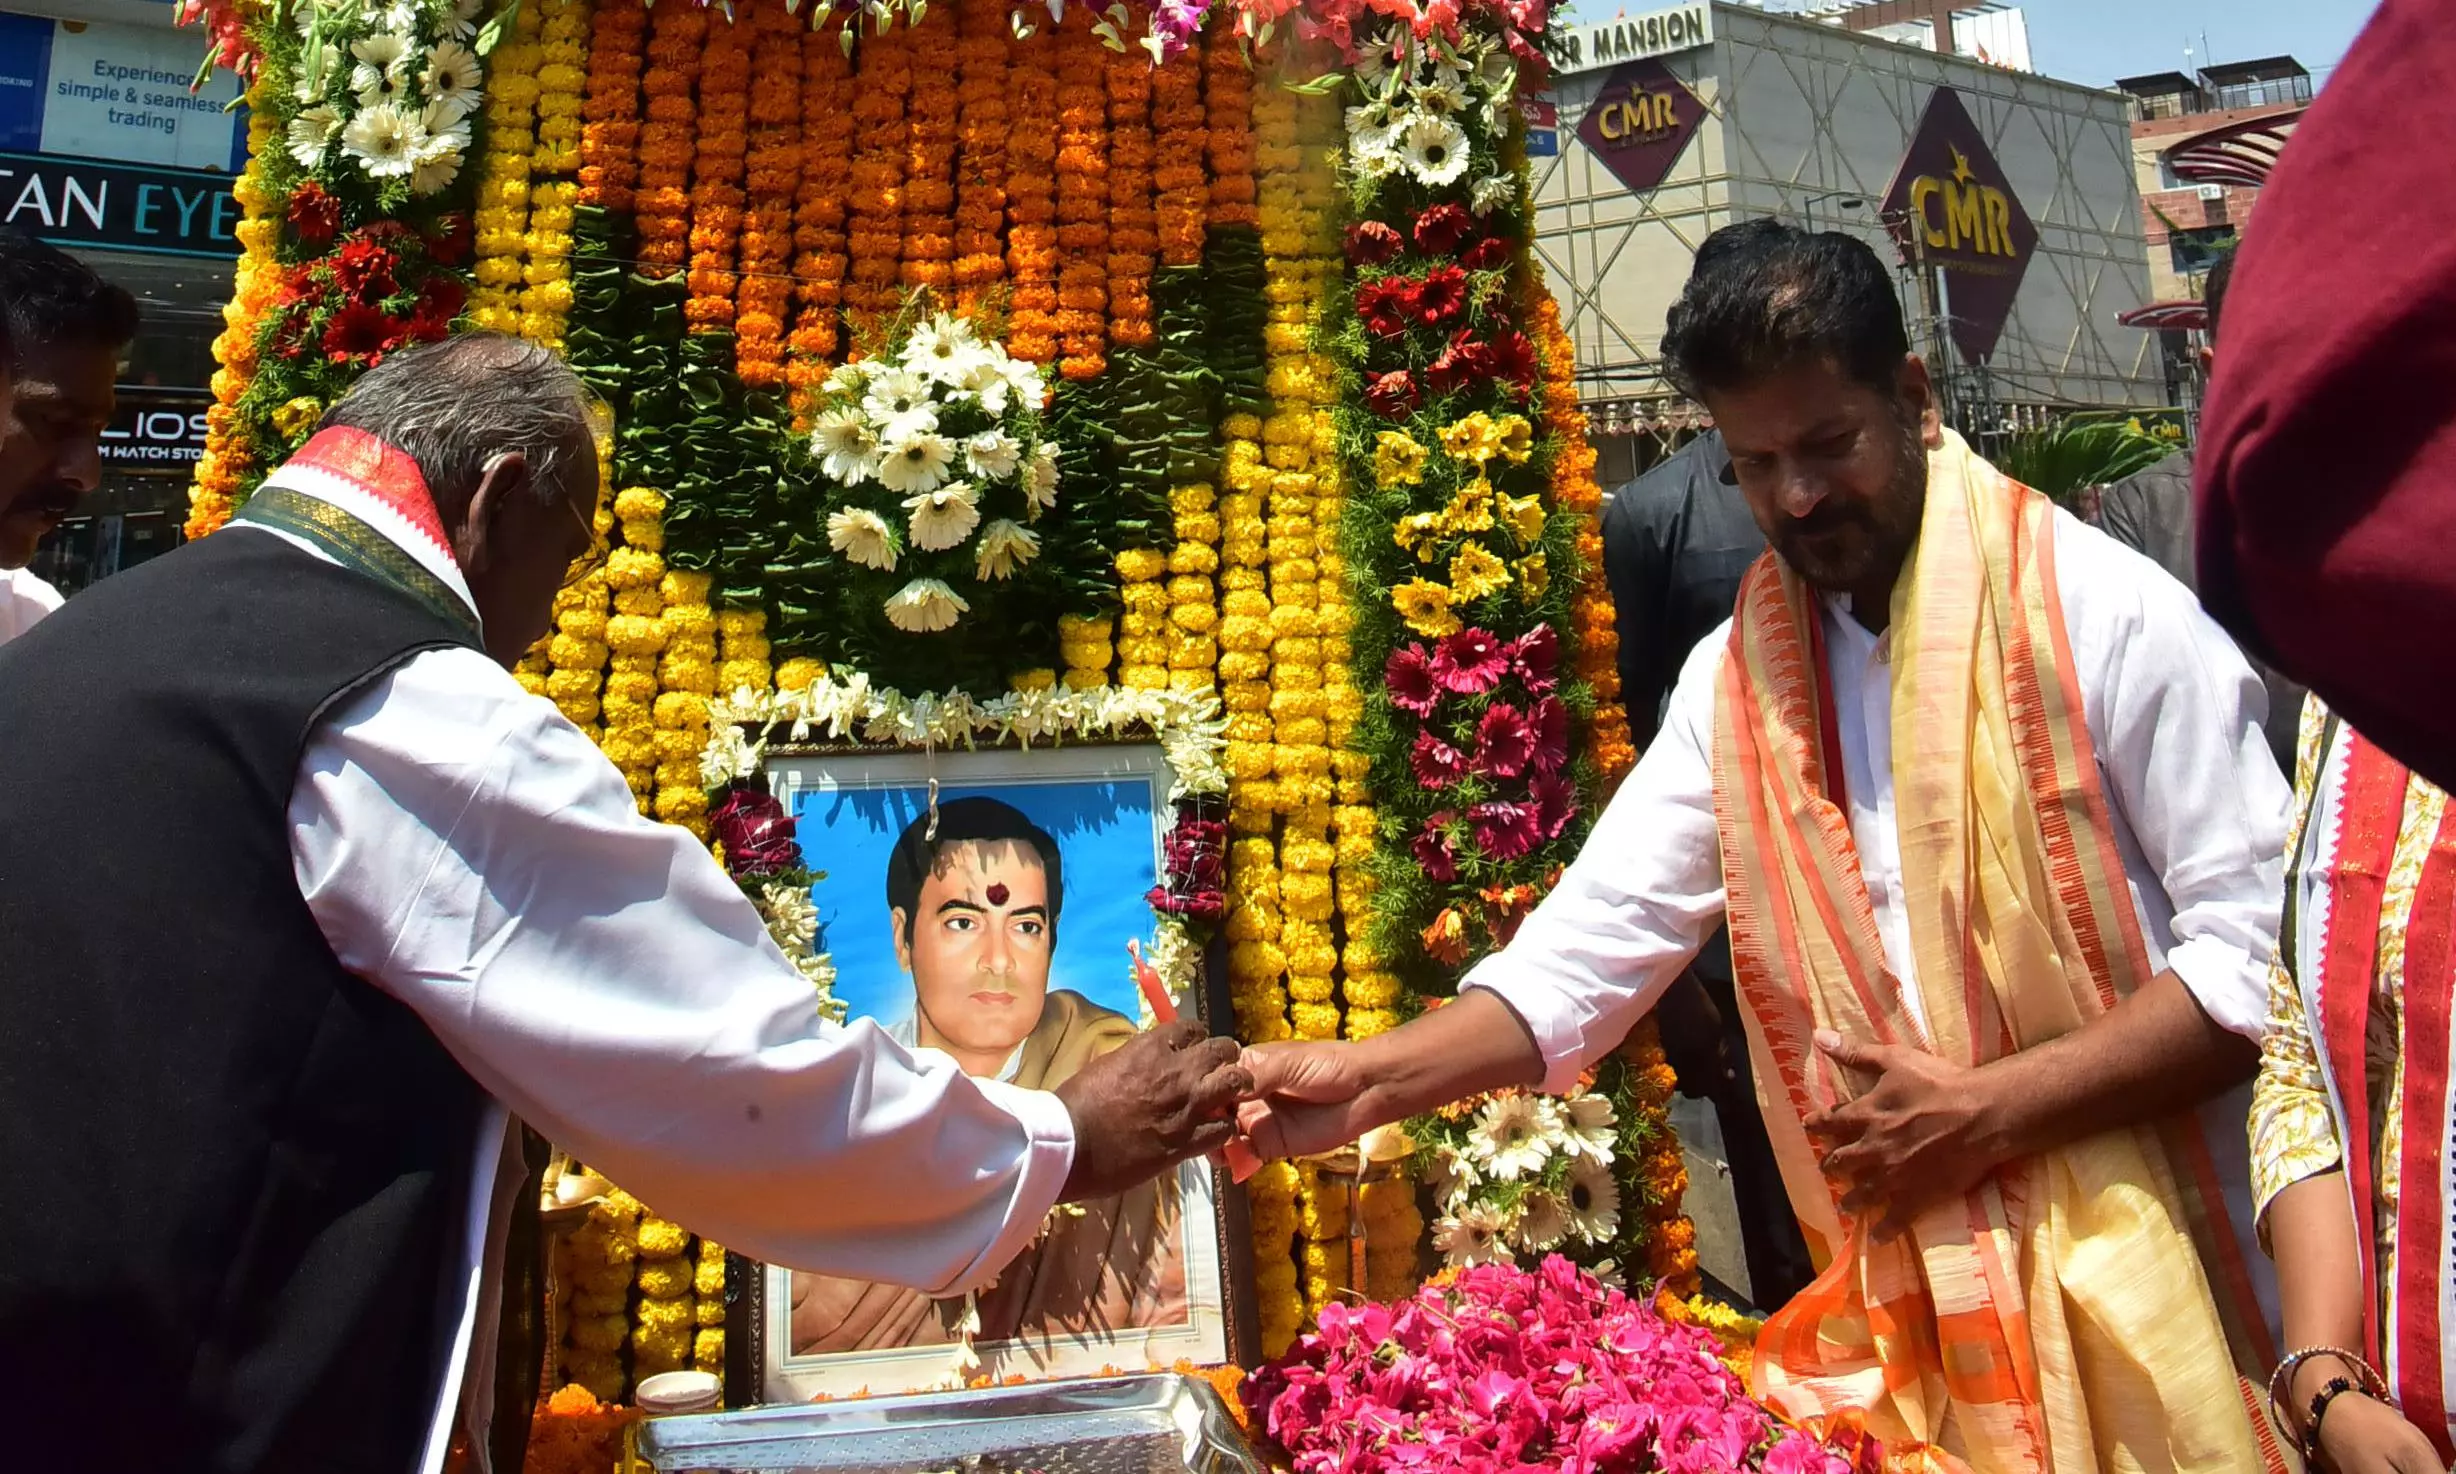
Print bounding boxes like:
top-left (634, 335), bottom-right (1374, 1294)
top-left (1242, 222), bottom-right (2293, 1471)
top-left (0, 333), bottom-right (1249, 1474)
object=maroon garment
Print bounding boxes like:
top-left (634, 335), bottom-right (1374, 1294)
top-left (2194, 0), bottom-right (2456, 790)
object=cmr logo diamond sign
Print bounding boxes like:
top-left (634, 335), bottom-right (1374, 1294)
top-left (1572, 59), bottom-right (1706, 196)
top-left (1879, 88), bottom-right (2038, 365)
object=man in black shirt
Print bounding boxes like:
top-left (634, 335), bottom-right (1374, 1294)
top-left (1600, 425), bottom-right (1815, 1309)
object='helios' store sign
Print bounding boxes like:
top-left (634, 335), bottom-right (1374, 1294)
top-left (1879, 88), bottom-right (2038, 365)
top-left (0, 150), bottom-right (240, 257)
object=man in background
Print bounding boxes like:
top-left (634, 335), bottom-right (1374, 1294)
top-left (1601, 422), bottom-right (1813, 1311)
top-left (0, 228), bottom-right (137, 643)
top-left (2096, 250), bottom-right (2302, 774)
top-left (792, 796), bottom-right (1188, 1356)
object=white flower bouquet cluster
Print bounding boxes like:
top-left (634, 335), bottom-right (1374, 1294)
top-left (282, 0), bottom-right (485, 197)
top-left (806, 312), bottom-right (1059, 636)
top-left (1417, 1086), bottom-right (1628, 1274)
top-left (1343, 19), bottom-right (1521, 210)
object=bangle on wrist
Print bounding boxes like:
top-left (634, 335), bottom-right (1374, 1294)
top-left (2270, 1347), bottom-right (2389, 1442)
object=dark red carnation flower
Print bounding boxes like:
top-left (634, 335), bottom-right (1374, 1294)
top-left (1356, 276), bottom-right (1415, 338)
top-left (1530, 694), bottom-right (1571, 774)
top-left (710, 784), bottom-right (803, 878)
top-left (322, 302), bottom-right (406, 365)
top-left (1385, 642), bottom-right (1442, 716)
top-left (425, 211), bottom-right (474, 266)
top-left (1425, 331), bottom-right (1499, 395)
top-left (1432, 627), bottom-right (1508, 694)
top-left (330, 237), bottom-right (401, 304)
top-left (1413, 202), bottom-right (1474, 256)
top-left (407, 275), bottom-right (468, 340)
top-left (1344, 219), bottom-right (1404, 266)
top-left (1470, 702), bottom-right (1537, 779)
top-left (1530, 770), bottom-right (1579, 841)
top-left (1363, 369), bottom-right (1419, 420)
top-left (1411, 730), bottom-right (1469, 789)
top-left (1511, 625), bottom-right (1560, 692)
top-left (286, 181), bottom-right (341, 247)
top-left (1408, 264), bottom-right (1470, 327)
top-left (1462, 236), bottom-right (1512, 273)
top-left (1488, 329), bottom-right (1539, 393)
top-left (1412, 813), bottom-right (1461, 883)
top-left (1469, 800), bottom-right (1540, 861)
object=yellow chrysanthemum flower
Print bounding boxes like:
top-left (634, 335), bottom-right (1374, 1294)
top-left (1515, 551), bottom-right (1551, 602)
top-left (1449, 543), bottom-right (1511, 603)
top-left (1440, 412), bottom-right (1503, 467)
top-left (1500, 491), bottom-right (1547, 546)
top-left (1496, 413), bottom-right (1536, 463)
top-left (1372, 430), bottom-right (1429, 488)
top-left (1392, 578), bottom-right (1461, 638)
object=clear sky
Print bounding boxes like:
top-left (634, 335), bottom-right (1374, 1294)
top-left (2021, 0), bottom-right (2381, 88)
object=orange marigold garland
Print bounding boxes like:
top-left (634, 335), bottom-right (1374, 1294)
top-left (785, 21), bottom-right (853, 391)
top-left (1002, 27), bottom-right (1060, 363)
top-left (576, 0), bottom-right (645, 214)
top-left (1104, 42), bottom-right (1155, 349)
top-left (187, 89), bottom-right (276, 540)
top-left (1052, 11), bottom-right (1108, 379)
top-left (1624, 1017), bottom-right (1702, 1300)
top-left (685, 14), bottom-right (753, 334)
top-left (1536, 292), bottom-right (1634, 786)
top-left (1202, 28), bottom-right (1257, 231)
top-left (901, 2), bottom-right (958, 295)
top-left (1152, 47), bottom-right (1206, 269)
top-left (951, 0), bottom-right (1011, 312)
top-left (845, 18), bottom-right (911, 328)
top-left (636, 4), bottom-right (707, 279)
top-left (735, 3), bottom-right (804, 388)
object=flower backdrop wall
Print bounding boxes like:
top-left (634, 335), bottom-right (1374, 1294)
top-left (176, 0), bottom-right (1713, 1419)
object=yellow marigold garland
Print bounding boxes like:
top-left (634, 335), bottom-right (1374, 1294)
top-left (520, 0), bottom-right (586, 351)
top-left (1166, 482), bottom-right (1222, 694)
top-left (1115, 546), bottom-right (1170, 691)
top-left (469, 4), bottom-right (543, 334)
top-left (554, 1188), bottom-right (641, 1401)
top-left (655, 568), bottom-right (717, 839)
top-left (1057, 612), bottom-right (1114, 691)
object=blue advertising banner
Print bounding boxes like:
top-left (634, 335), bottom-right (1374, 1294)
top-left (0, 150), bottom-right (240, 256)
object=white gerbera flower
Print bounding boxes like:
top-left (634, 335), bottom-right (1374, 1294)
top-left (1476, 45), bottom-right (1516, 96)
top-left (362, 0), bottom-right (421, 33)
top-left (1001, 353), bottom-right (1046, 405)
top-left (864, 371), bottom-right (939, 442)
top-left (293, 43), bottom-right (344, 101)
top-left (423, 39), bottom-right (483, 115)
top-left (973, 519), bottom-right (1039, 580)
top-left (1344, 102), bottom-right (1402, 158)
top-left (903, 481), bottom-right (981, 552)
top-left (1512, 1191), bottom-right (1569, 1253)
top-left (953, 355), bottom-right (1012, 416)
top-left (1400, 115), bottom-right (1472, 187)
top-left (1427, 1147), bottom-right (1482, 1210)
top-left (877, 430), bottom-right (955, 495)
top-left (1351, 145), bottom-right (1401, 184)
top-left (824, 359), bottom-right (872, 397)
top-left (963, 430), bottom-right (1021, 481)
top-left (826, 507), bottom-right (899, 571)
top-left (1563, 1093), bottom-right (1618, 1164)
top-left (1352, 38), bottom-right (1399, 94)
top-left (1590, 1258), bottom-right (1626, 1293)
top-left (902, 313), bottom-right (984, 385)
top-left (349, 31), bottom-right (415, 104)
top-left (407, 131), bottom-right (465, 195)
top-left (1412, 74), bottom-right (1469, 118)
top-left (1432, 1203), bottom-right (1513, 1268)
top-left (884, 578), bottom-right (970, 633)
top-left (1467, 1093), bottom-right (1557, 1180)
top-left (812, 406), bottom-right (882, 484)
top-left (446, 0), bottom-right (485, 40)
top-left (1024, 441), bottom-right (1059, 516)
top-left (291, 0), bottom-right (330, 37)
top-left (1471, 174), bottom-right (1518, 216)
top-left (1565, 1157), bottom-right (1622, 1245)
top-left (340, 101), bottom-right (423, 179)
top-left (421, 95), bottom-right (471, 139)
top-left (286, 103), bottom-right (344, 168)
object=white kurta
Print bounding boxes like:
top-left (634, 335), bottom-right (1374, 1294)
top-left (0, 565), bottom-right (63, 645)
top-left (234, 521), bottom-right (1072, 1470)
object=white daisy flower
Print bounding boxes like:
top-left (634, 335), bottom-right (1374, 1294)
top-left (1512, 1191), bottom-right (1569, 1253)
top-left (999, 353), bottom-right (1047, 409)
top-left (423, 39), bottom-right (483, 115)
top-left (862, 369), bottom-right (939, 442)
top-left (1565, 1157), bottom-right (1622, 1245)
top-left (883, 578), bottom-right (970, 633)
top-left (1344, 101), bottom-right (1402, 158)
top-left (1352, 40), bottom-right (1399, 95)
top-left (1476, 46), bottom-right (1516, 96)
top-left (286, 103), bottom-right (344, 169)
top-left (1024, 441), bottom-right (1059, 516)
top-left (903, 481), bottom-right (981, 552)
top-left (293, 43), bottom-right (344, 102)
top-left (290, 0), bottom-right (331, 37)
top-left (973, 519), bottom-right (1039, 581)
top-left (826, 507), bottom-right (898, 571)
top-left (361, 0), bottom-right (421, 33)
top-left (824, 360), bottom-right (872, 397)
top-left (1563, 1094), bottom-right (1618, 1164)
top-left (1400, 115), bottom-right (1472, 187)
top-left (407, 132), bottom-right (465, 195)
top-left (421, 95), bottom-right (471, 139)
top-left (963, 430), bottom-right (1021, 481)
top-left (902, 313), bottom-right (984, 385)
top-left (1412, 74), bottom-right (1469, 118)
top-left (1467, 1093), bottom-right (1556, 1180)
top-left (1432, 1203), bottom-right (1513, 1268)
top-left (1351, 145), bottom-right (1401, 184)
top-left (1427, 1147), bottom-right (1482, 1210)
top-left (340, 101), bottom-right (423, 179)
top-left (954, 356), bottom-right (1012, 416)
top-left (1471, 174), bottom-right (1518, 216)
top-left (812, 406), bottom-right (881, 480)
top-left (877, 430), bottom-right (955, 495)
top-left (349, 31), bottom-right (415, 104)
top-left (446, 0), bottom-right (485, 40)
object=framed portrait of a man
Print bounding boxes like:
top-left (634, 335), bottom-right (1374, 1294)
top-left (732, 740), bottom-right (1248, 1401)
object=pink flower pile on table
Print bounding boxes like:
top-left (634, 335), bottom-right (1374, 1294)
top-left (1244, 1257), bottom-right (1852, 1474)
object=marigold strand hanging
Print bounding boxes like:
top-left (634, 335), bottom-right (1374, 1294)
top-left (785, 21), bottom-right (853, 390)
top-left (951, 0), bottom-right (1010, 311)
top-left (735, 3), bottom-right (804, 387)
top-left (901, 3), bottom-right (958, 294)
top-left (1002, 26), bottom-right (1060, 363)
top-left (684, 14), bottom-right (752, 332)
top-left (635, 4), bottom-right (708, 278)
top-left (1052, 9), bottom-right (1108, 379)
top-left (845, 17), bottom-right (911, 328)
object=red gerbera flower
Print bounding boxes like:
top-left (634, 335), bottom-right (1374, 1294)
top-left (322, 302), bottom-right (406, 365)
top-left (1511, 626), bottom-right (1560, 691)
top-left (1469, 800), bottom-right (1541, 861)
top-left (1488, 329), bottom-right (1540, 393)
top-left (1413, 202), bottom-right (1474, 256)
top-left (1530, 694), bottom-right (1571, 774)
top-left (330, 238), bottom-right (401, 305)
top-left (1431, 627), bottom-right (1509, 694)
top-left (406, 275), bottom-right (468, 340)
top-left (1345, 219), bottom-right (1404, 266)
top-left (1411, 730), bottom-right (1470, 789)
top-left (1412, 814), bottom-right (1461, 883)
top-left (1408, 264), bottom-right (1470, 327)
top-left (1462, 236), bottom-right (1513, 273)
top-left (1531, 770), bottom-right (1579, 841)
top-left (286, 182), bottom-right (341, 247)
top-left (425, 211), bottom-right (474, 266)
top-left (1385, 642), bottom-right (1442, 716)
top-left (1356, 276), bottom-right (1415, 339)
top-left (1364, 369), bottom-right (1420, 421)
top-left (1471, 702), bottom-right (1537, 778)
top-left (1426, 330), bottom-right (1499, 395)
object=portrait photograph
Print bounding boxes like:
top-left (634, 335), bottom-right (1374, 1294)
top-left (741, 741), bottom-right (1237, 1400)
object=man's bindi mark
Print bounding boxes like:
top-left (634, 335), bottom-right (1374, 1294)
top-left (985, 882), bottom-right (1009, 906)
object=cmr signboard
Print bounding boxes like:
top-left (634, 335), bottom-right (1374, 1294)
top-left (1555, 4), bottom-right (1713, 75)
top-left (1572, 59), bottom-right (1707, 196)
top-left (1878, 88), bottom-right (2038, 365)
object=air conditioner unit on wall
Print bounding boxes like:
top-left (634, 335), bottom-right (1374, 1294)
top-left (2196, 183), bottom-right (2225, 202)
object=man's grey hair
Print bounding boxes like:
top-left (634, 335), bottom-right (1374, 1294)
top-left (318, 333), bottom-right (597, 517)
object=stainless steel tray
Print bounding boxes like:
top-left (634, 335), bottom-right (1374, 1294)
top-left (628, 1373), bottom-right (1266, 1474)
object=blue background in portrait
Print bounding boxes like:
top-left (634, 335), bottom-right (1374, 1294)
top-left (791, 777), bottom-right (1161, 1033)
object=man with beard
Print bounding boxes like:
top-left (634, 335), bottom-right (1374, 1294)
top-left (1239, 223), bottom-right (2294, 1469)
top-left (0, 229), bottom-right (138, 642)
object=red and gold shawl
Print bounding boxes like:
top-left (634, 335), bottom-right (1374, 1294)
top-left (1711, 430), bottom-right (2285, 1472)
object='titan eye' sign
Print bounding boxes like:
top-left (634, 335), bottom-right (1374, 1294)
top-left (1879, 88), bottom-right (2038, 365)
top-left (1572, 59), bottom-right (1706, 197)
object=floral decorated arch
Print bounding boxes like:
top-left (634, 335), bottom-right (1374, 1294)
top-left (175, 0), bottom-right (1725, 1411)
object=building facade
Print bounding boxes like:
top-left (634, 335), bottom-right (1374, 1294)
top-left (1, 0), bottom-right (242, 595)
top-left (2117, 57), bottom-right (2310, 305)
top-left (1529, 2), bottom-right (2160, 484)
